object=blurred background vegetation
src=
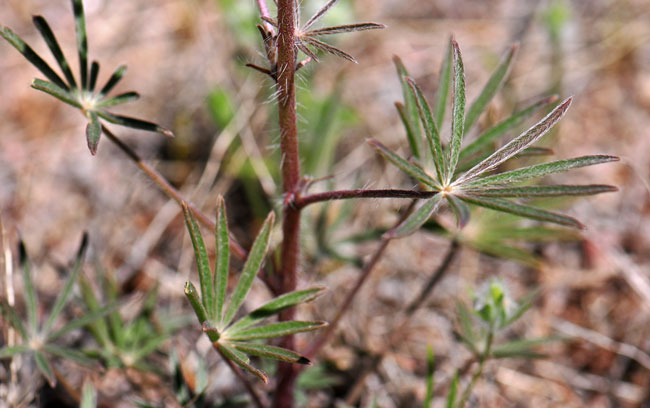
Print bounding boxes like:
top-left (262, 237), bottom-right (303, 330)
top-left (0, 0), bottom-right (648, 406)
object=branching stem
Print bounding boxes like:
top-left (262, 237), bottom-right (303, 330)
top-left (296, 189), bottom-right (438, 208)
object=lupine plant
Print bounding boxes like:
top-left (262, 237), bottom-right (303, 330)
top-left (0, 0), bottom-right (620, 406)
top-left (0, 235), bottom-right (112, 387)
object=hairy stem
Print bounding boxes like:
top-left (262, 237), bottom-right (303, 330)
top-left (296, 189), bottom-right (438, 208)
top-left (101, 126), bottom-right (246, 258)
top-left (274, 0), bottom-right (301, 406)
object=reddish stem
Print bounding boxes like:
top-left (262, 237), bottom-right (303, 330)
top-left (274, 0), bottom-right (301, 406)
top-left (296, 189), bottom-right (437, 208)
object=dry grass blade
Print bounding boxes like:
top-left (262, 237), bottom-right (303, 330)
top-left (307, 23), bottom-right (385, 35)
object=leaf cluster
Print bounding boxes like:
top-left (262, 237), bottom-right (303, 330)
top-left (0, 0), bottom-right (171, 155)
top-left (182, 196), bottom-right (327, 383)
top-left (251, 0), bottom-right (384, 79)
top-left (0, 236), bottom-right (112, 386)
top-left (372, 39), bottom-right (618, 238)
top-left (78, 265), bottom-right (187, 371)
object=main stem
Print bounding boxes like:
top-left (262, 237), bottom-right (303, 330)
top-left (274, 0), bottom-right (301, 406)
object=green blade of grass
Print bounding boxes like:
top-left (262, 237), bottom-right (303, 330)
top-left (385, 194), bottom-right (443, 239)
top-left (226, 320), bottom-right (327, 341)
top-left (181, 203), bottom-right (214, 316)
top-left (221, 212), bottom-right (274, 327)
top-left (464, 44), bottom-right (517, 133)
top-left (434, 38), bottom-right (452, 127)
top-left (447, 40), bottom-right (466, 182)
top-left (447, 194), bottom-right (471, 228)
top-left (459, 196), bottom-right (583, 228)
top-left (424, 346), bottom-right (435, 408)
top-left (86, 111), bottom-right (101, 155)
top-left (216, 342), bottom-right (268, 383)
top-left (462, 184), bottom-right (617, 198)
top-left (393, 56), bottom-right (421, 158)
top-left (43, 234), bottom-right (88, 334)
top-left (460, 95), bottom-right (558, 160)
top-left (31, 79), bottom-right (82, 109)
top-left (491, 337), bottom-right (558, 359)
top-left (47, 302), bottom-right (118, 342)
top-left (81, 381), bottom-right (97, 408)
top-left (43, 344), bottom-right (96, 366)
top-left (501, 289), bottom-right (539, 328)
top-left (214, 196), bottom-right (230, 324)
top-left (0, 345), bottom-right (30, 359)
top-left (227, 287), bottom-right (325, 333)
top-left (0, 300), bottom-right (28, 340)
top-left (96, 111), bottom-right (174, 137)
top-left (95, 92), bottom-right (140, 108)
top-left (32, 16), bottom-right (77, 89)
top-left (34, 350), bottom-right (56, 387)
top-left (456, 97), bottom-right (573, 184)
top-left (71, 0), bottom-right (89, 89)
top-left (184, 281), bottom-right (208, 326)
top-left (407, 78), bottom-right (446, 182)
top-left (132, 334), bottom-right (169, 362)
top-left (88, 61), bottom-right (99, 92)
top-left (464, 155), bottom-right (620, 187)
top-left (367, 139), bottom-right (440, 189)
top-left (231, 342), bottom-right (310, 365)
top-left (446, 372), bottom-right (459, 408)
top-left (0, 26), bottom-right (69, 90)
top-left (99, 64), bottom-right (127, 95)
top-left (19, 241), bottom-right (39, 334)
top-left (457, 302), bottom-right (477, 347)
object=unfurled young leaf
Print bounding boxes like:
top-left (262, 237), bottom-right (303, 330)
top-left (258, 0), bottom-right (384, 71)
top-left (372, 39), bottom-right (617, 235)
top-left (182, 196), bottom-right (326, 382)
top-left (0, 0), bottom-right (172, 155)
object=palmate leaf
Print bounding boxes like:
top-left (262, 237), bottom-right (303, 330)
top-left (1, 3), bottom-right (174, 155)
top-left (0, 345), bottom-right (30, 359)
